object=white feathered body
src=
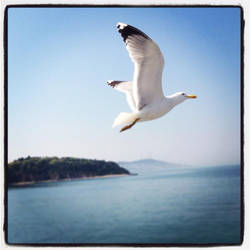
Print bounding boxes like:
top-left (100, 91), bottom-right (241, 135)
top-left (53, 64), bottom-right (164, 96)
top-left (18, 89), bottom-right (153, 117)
top-left (113, 97), bottom-right (175, 127)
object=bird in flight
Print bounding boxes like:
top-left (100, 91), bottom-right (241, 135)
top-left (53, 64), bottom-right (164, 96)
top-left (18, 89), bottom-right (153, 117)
top-left (108, 22), bottom-right (197, 132)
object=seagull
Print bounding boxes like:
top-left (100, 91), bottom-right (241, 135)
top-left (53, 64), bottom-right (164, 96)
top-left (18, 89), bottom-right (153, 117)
top-left (108, 22), bottom-right (197, 132)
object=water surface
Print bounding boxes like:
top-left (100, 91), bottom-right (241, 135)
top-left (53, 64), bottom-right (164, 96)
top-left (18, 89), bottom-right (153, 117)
top-left (8, 165), bottom-right (242, 244)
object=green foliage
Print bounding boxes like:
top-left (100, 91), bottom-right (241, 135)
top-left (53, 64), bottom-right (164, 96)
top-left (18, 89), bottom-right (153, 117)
top-left (8, 156), bottom-right (130, 185)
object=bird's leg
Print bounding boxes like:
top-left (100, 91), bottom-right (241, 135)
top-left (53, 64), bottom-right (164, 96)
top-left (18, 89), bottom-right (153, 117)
top-left (120, 118), bottom-right (140, 132)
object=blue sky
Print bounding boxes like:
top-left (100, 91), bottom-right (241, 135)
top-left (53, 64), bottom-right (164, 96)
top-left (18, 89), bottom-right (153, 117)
top-left (8, 7), bottom-right (241, 166)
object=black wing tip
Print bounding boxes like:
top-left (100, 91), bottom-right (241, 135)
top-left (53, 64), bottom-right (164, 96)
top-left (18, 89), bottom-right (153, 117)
top-left (107, 80), bottom-right (118, 88)
top-left (116, 22), bottom-right (149, 42)
top-left (117, 22), bottom-right (127, 29)
top-left (107, 80), bottom-right (127, 88)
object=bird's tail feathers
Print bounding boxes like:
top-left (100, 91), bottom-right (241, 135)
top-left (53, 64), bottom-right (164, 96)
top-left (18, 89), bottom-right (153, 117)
top-left (112, 112), bottom-right (138, 128)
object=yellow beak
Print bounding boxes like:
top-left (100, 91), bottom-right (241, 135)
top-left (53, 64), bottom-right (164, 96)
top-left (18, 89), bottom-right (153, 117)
top-left (187, 95), bottom-right (197, 99)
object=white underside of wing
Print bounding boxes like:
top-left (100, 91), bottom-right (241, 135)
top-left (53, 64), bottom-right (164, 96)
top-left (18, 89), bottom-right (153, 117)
top-left (122, 31), bottom-right (165, 110)
top-left (107, 80), bottom-right (136, 111)
top-left (133, 52), bottom-right (164, 110)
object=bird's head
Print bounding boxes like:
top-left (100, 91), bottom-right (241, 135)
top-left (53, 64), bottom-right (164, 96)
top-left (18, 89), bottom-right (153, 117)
top-left (171, 92), bottom-right (197, 106)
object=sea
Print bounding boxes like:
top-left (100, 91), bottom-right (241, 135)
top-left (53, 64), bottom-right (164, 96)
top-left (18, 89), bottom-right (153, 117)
top-left (7, 163), bottom-right (242, 245)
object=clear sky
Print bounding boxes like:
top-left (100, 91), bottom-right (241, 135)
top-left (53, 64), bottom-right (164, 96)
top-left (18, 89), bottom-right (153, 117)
top-left (8, 7), bottom-right (241, 166)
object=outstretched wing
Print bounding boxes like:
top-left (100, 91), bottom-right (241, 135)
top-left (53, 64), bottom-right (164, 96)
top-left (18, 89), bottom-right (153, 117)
top-left (107, 80), bottom-right (136, 111)
top-left (117, 22), bottom-right (165, 110)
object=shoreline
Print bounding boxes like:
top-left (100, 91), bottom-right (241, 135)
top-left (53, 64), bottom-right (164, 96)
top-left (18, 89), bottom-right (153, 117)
top-left (9, 173), bottom-right (132, 187)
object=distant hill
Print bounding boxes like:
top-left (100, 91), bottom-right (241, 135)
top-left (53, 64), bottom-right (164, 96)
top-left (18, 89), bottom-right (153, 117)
top-left (8, 156), bottom-right (130, 185)
top-left (118, 159), bottom-right (185, 175)
top-left (118, 159), bottom-right (240, 176)
top-left (119, 158), bottom-right (181, 167)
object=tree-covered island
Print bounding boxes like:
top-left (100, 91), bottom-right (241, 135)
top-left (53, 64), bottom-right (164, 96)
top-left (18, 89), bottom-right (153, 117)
top-left (8, 156), bottom-right (130, 185)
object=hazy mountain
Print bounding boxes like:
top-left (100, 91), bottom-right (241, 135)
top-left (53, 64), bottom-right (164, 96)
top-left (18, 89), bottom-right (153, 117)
top-left (119, 158), bottom-right (181, 167)
top-left (118, 159), bottom-right (240, 176)
top-left (118, 159), bottom-right (186, 175)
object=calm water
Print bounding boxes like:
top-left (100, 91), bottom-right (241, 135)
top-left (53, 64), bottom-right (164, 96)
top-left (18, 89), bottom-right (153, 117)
top-left (8, 165), bottom-right (242, 245)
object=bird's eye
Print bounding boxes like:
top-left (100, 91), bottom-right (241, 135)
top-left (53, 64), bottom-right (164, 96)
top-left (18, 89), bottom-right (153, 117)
top-left (182, 93), bottom-right (185, 96)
